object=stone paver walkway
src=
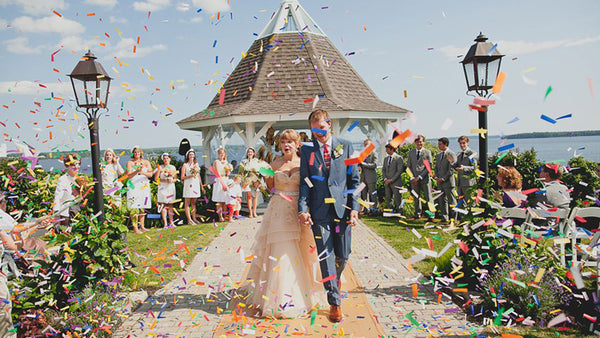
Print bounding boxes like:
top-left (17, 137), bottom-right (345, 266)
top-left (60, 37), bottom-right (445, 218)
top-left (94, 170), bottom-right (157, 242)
top-left (116, 217), bottom-right (480, 337)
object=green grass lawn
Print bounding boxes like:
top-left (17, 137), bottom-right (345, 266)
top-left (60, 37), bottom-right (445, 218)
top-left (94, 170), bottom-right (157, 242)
top-left (123, 221), bottom-right (225, 293)
top-left (360, 215), bottom-right (460, 275)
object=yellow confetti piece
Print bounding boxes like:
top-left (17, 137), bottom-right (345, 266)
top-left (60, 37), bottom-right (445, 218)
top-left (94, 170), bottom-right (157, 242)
top-left (534, 268), bottom-right (546, 283)
top-left (324, 197), bottom-right (336, 204)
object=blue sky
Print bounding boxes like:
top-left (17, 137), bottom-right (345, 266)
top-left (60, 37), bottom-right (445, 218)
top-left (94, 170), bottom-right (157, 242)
top-left (0, 0), bottom-right (599, 154)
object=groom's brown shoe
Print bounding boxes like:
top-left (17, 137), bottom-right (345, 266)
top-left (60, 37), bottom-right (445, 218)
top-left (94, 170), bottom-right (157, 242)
top-left (329, 305), bottom-right (342, 322)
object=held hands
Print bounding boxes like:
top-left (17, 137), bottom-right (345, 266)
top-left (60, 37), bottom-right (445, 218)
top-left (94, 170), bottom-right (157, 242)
top-left (384, 179), bottom-right (392, 185)
top-left (435, 178), bottom-right (443, 185)
top-left (299, 212), bottom-right (313, 227)
top-left (349, 210), bottom-right (359, 226)
top-left (411, 177), bottom-right (419, 185)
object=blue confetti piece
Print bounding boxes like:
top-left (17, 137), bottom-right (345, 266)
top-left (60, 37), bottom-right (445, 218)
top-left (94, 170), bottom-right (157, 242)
top-left (301, 142), bottom-right (314, 147)
top-left (212, 40), bottom-right (217, 48)
top-left (487, 43), bottom-right (498, 56)
top-left (497, 143), bottom-right (515, 152)
top-left (506, 117), bottom-right (519, 124)
top-left (347, 164), bottom-right (353, 175)
top-left (347, 120), bottom-right (360, 132)
top-left (310, 127), bottom-right (327, 135)
top-left (196, 8), bottom-right (202, 12)
top-left (311, 175), bottom-right (325, 181)
top-left (215, 55), bottom-right (218, 63)
top-left (343, 189), bottom-right (356, 194)
top-left (540, 114), bottom-right (557, 124)
top-left (555, 113), bottom-right (572, 120)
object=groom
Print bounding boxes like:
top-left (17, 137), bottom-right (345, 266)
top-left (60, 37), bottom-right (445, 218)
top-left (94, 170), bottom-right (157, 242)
top-left (298, 109), bottom-right (360, 322)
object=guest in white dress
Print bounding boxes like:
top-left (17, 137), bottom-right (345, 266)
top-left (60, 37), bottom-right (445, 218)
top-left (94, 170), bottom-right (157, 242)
top-left (156, 153), bottom-right (177, 228)
top-left (181, 149), bottom-right (204, 225)
top-left (240, 147), bottom-right (261, 218)
top-left (126, 146), bottom-right (153, 234)
top-left (241, 129), bottom-right (325, 318)
top-left (212, 147), bottom-right (232, 222)
top-left (101, 149), bottom-right (125, 207)
top-left (53, 153), bottom-right (80, 226)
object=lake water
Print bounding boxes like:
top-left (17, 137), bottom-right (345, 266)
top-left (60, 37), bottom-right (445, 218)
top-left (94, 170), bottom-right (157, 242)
top-left (37, 135), bottom-right (600, 174)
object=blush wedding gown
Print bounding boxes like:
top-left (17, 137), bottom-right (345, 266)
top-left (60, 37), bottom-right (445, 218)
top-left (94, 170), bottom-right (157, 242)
top-left (242, 169), bottom-right (326, 318)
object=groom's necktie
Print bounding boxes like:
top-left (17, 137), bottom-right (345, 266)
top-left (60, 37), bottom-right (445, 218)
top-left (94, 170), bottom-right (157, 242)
top-left (416, 150), bottom-right (421, 160)
top-left (323, 144), bottom-right (331, 171)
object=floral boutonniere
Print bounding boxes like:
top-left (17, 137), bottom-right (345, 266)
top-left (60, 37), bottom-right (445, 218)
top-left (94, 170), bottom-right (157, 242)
top-left (332, 144), bottom-right (344, 159)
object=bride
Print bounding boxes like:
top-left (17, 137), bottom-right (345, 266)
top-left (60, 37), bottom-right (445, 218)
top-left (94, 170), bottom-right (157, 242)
top-left (241, 129), bottom-right (325, 318)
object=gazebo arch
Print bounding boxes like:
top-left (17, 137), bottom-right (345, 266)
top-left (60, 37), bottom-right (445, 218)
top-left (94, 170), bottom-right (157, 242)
top-left (177, 0), bottom-right (410, 163)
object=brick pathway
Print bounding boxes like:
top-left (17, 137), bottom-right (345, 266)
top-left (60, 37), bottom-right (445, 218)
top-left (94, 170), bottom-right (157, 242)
top-left (116, 217), bottom-right (480, 337)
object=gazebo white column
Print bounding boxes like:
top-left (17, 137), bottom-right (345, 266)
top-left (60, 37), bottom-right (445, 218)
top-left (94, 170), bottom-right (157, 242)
top-left (201, 126), bottom-right (218, 165)
top-left (371, 119), bottom-right (389, 165)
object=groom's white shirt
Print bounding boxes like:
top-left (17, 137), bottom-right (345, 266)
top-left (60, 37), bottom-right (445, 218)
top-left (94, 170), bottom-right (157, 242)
top-left (317, 137), bottom-right (333, 163)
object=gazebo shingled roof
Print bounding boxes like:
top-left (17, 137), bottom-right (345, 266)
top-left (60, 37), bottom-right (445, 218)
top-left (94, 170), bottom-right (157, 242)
top-left (177, 0), bottom-right (410, 163)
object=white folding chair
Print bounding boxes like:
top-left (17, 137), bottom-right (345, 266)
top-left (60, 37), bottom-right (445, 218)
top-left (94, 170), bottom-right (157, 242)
top-left (527, 208), bottom-right (570, 233)
top-left (497, 207), bottom-right (531, 229)
top-left (568, 207), bottom-right (600, 298)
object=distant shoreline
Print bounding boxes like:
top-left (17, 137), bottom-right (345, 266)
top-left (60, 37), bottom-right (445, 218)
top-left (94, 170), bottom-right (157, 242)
top-left (504, 130), bottom-right (600, 139)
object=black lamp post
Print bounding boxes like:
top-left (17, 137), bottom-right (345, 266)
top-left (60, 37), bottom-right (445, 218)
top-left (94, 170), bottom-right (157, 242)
top-left (461, 33), bottom-right (504, 182)
top-left (68, 50), bottom-right (112, 222)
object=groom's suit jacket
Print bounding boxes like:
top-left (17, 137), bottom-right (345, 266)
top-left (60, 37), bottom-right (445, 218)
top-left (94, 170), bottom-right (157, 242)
top-left (299, 136), bottom-right (360, 224)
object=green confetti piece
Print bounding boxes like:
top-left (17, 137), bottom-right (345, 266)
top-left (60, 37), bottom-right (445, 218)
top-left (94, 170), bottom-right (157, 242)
top-left (544, 85), bottom-right (553, 100)
top-left (405, 310), bottom-right (420, 327)
top-left (494, 151), bottom-right (508, 164)
top-left (494, 307), bottom-right (505, 326)
top-left (505, 277), bottom-right (527, 288)
top-left (310, 310), bottom-right (316, 326)
top-left (259, 167), bottom-right (274, 177)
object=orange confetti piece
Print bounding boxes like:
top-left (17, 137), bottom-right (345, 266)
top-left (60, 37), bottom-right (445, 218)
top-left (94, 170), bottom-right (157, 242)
top-left (453, 288), bottom-right (468, 293)
top-left (87, 13), bottom-right (95, 16)
top-left (53, 68), bottom-right (60, 73)
top-left (318, 274), bottom-right (336, 283)
top-left (492, 71), bottom-right (507, 94)
top-left (167, 107), bottom-right (173, 112)
top-left (412, 284), bottom-right (418, 298)
top-left (389, 129), bottom-right (412, 148)
top-left (99, 42), bottom-right (106, 47)
top-left (53, 10), bottom-right (62, 17)
top-left (362, 25), bottom-right (367, 31)
top-left (133, 45), bottom-right (137, 53)
top-left (501, 334), bottom-right (524, 338)
top-left (149, 266), bottom-right (160, 274)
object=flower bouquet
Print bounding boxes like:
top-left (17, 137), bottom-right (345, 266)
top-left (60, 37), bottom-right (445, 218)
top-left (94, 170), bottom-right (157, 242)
top-left (238, 158), bottom-right (271, 196)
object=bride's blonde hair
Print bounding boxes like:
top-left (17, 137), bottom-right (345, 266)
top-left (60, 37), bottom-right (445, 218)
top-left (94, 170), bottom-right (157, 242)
top-left (278, 129), bottom-right (301, 156)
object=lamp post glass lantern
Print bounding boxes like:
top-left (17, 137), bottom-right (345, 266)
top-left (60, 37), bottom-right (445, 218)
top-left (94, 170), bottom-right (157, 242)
top-left (68, 50), bottom-right (112, 222)
top-left (461, 33), bottom-right (504, 184)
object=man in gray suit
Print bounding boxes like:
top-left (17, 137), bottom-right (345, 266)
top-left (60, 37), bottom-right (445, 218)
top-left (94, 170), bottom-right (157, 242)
top-left (453, 135), bottom-right (477, 203)
top-left (382, 143), bottom-right (404, 213)
top-left (359, 139), bottom-right (378, 214)
top-left (406, 135), bottom-right (433, 220)
top-left (434, 137), bottom-right (456, 223)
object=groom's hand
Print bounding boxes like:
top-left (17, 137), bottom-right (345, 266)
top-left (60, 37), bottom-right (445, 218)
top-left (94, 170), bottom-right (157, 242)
top-left (299, 212), bottom-right (313, 227)
top-left (349, 210), bottom-right (359, 226)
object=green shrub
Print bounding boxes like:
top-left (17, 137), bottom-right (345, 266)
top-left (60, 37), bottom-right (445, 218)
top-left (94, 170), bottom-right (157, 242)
top-left (563, 157), bottom-right (600, 207)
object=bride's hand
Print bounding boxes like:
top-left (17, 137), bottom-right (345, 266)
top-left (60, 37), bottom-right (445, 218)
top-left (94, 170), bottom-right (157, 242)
top-left (299, 212), bottom-right (313, 227)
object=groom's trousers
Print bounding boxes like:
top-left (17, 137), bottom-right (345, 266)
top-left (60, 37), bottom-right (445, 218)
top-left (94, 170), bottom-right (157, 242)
top-left (311, 211), bottom-right (352, 306)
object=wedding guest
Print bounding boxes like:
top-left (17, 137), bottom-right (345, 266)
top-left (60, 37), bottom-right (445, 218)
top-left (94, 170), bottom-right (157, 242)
top-left (434, 137), bottom-right (457, 223)
top-left (231, 160), bottom-right (239, 174)
top-left (359, 139), bottom-right (378, 214)
top-left (181, 149), bottom-right (204, 225)
top-left (101, 149), bottom-right (125, 206)
top-left (212, 147), bottom-right (232, 222)
top-left (382, 143), bottom-right (404, 213)
top-left (453, 136), bottom-right (477, 202)
top-left (156, 153), bottom-right (177, 228)
top-left (126, 146), bottom-right (153, 234)
top-left (495, 166), bottom-right (526, 208)
top-left (240, 147), bottom-right (260, 218)
top-left (53, 153), bottom-right (80, 226)
top-left (406, 135), bottom-right (433, 220)
top-left (226, 175), bottom-right (243, 220)
top-left (539, 163), bottom-right (570, 210)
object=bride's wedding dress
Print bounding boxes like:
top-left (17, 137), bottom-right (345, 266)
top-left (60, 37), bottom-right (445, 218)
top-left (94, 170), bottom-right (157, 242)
top-left (243, 170), bottom-right (326, 318)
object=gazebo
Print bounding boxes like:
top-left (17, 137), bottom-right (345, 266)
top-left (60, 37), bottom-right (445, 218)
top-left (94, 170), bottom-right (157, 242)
top-left (177, 0), bottom-right (410, 163)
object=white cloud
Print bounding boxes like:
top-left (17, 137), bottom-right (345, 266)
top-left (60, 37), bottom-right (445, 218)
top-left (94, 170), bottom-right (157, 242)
top-left (179, 16), bottom-right (202, 24)
top-left (11, 15), bottom-right (85, 35)
top-left (84, 0), bottom-right (117, 9)
top-left (3, 36), bottom-right (45, 54)
top-left (0, 80), bottom-right (71, 96)
top-left (0, 18), bottom-right (7, 30)
top-left (132, 0), bottom-right (170, 12)
top-left (57, 35), bottom-right (94, 51)
top-left (109, 16), bottom-right (127, 23)
top-left (192, 0), bottom-right (230, 13)
top-left (439, 34), bottom-right (600, 59)
top-left (111, 37), bottom-right (166, 58)
top-left (0, 0), bottom-right (67, 16)
top-left (176, 2), bottom-right (190, 11)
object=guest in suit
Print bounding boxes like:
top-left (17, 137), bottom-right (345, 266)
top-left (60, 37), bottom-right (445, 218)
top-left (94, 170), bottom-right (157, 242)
top-left (434, 137), bottom-right (457, 223)
top-left (453, 136), bottom-right (477, 202)
top-left (382, 143), bottom-right (404, 213)
top-left (299, 109), bottom-right (360, 323)
top-left (406, 135), bottom-right (433, 219)
top-left (359, 139), bottom-right (378, 214)
top-left (539, 163), bottom-right (570, 210)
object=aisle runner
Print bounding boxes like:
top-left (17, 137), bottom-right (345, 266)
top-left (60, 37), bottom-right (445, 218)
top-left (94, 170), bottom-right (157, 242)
top-left (212, 263), bottom-right (387, 337)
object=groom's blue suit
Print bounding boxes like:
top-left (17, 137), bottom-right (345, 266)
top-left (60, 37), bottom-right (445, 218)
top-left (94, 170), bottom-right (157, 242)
top-left (298, 136), bottom-right (360, 306)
